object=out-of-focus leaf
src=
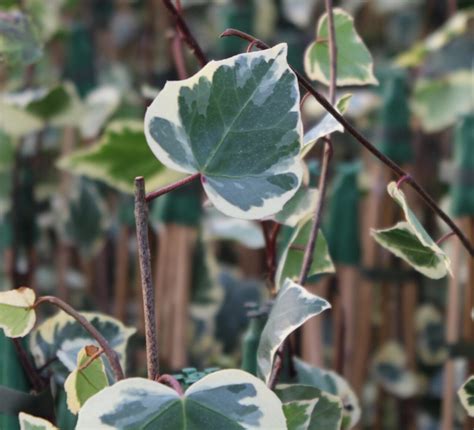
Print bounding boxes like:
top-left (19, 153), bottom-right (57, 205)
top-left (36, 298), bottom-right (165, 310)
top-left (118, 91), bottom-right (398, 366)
top-left (274, 186), bottom-right (318, 227)
top-left (292, 358), bottom-right (360, 429)
top-left (257, 279), bottom-right (330, 384)
top-left (30, 311), bottom-right (135, 384)
top-left (415, 305), bottom-right (448, 365)
top-left (0, 287), bottom-right (36, 338)
top-left (0, 100), bottom-right (43, 137)
top-left (80, 86), bottom-right (121, 140)
top-left (26, 84), bottom-right (71, 121)
top-left (458, 375), bottom-right (474, 417)
top-left (25, 0), bottom-right (65, 41)
top-left (396, 9), bottom-right (473, 67)
top-left (76, 371), bottom-right (287, 429)
top-left (58, 121), bottom-right (184, 194)
top-left (0, 11), bottom-right (42, 65)
top-left (411, 70), bottom-right (473, 132)
top-left (304, 9), bottom-right (378, 86)
top-left (275, 384), bottom-right (343, 430)
top-left (302, 94), bottom-right (351, 157)
top-left (64, 345), bottom-right (109, 414)
top-left (144, 44), bottom-right (303, 219)
top-left (203, 208), bottom-right (265, 249)
top-left (373, 341), bottom-right (418, 398)
top-left (19, 412), bottom-right (57, 430)
top-left (281, 0), bottom-right (317, 28)
top-left (276, 216), bottom-right (335, 288)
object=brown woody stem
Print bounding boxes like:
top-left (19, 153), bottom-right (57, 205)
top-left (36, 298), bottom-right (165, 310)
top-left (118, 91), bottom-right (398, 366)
top-left (135, 177), bottom-right (160, 380)
top-left (145, 173), bottom-right (201, 202)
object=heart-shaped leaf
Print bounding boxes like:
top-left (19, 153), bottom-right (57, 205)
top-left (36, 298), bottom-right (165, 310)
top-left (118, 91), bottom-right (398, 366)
top-left (304, 9), bottom-right (378, 86)
top-left (257, 279), bottom-right (330, 384)
top-left (76, 370), bottom-right (287, 429)
top-left (0, 287), bottom-right (36, 338)
top-left (372, 341), bottom-right (418, 398)
top-left (144, 44), bottom-right (303, 219)
top-left (292, 358), bottom-right (361, 429)
top-left (275, 216), bottom-right (335, 289)
top-left (458, 375), bottom-right (474, 417)
top-left (30, 311), bottom-right (135, 384)
top-left (275, 384), bottom-right (343, 430)
top-left (19, 412), bottom-right (57, 430)
top-left (64, 345), bottom-right (109, 414)
top-left (58, 121), bottom-right (184, 194)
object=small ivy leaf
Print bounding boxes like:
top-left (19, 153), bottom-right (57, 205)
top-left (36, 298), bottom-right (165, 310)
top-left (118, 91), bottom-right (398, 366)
top-left (372, 341), bottom-right (418, 399)
top-left (274, 186), bottom-right (319, 227)
top-left (411, 70), bottom-right (473, 133)
top-left (371, 222), bottom-right (451, 279)
top-left (458, 375), bottom-right (474, 417)
top-left (257, 279), bottom-right (330, 384)
top-left (304, 9), bottom-right (378, 86)
top-left (76, 370), bottom-right (287, 429)
top-left (0, 287), bottom-right (36, 338)
top-left (145, 44), bottom-right (303, 220)
top-left (302, 93), bottom-right (352, 157)
top-left (64, 345), bottom-right (109, 415)
top-left (30, 311), bottom-right (135, 384)
top-left (415, 305), bottom-right (448, 366)
top-left (58, 121), bottom-right (184, 194)
top-left (371, 181), bottom-right (452, 279)
top-left (275, 384), bottom-right (343, 430)
top-left (26, 84), bottom-right (71, 122)
top-left (275, 216), bottom-right (335, 289)
top-left (292, 358), bottom-right (361, 429)
top-left (0, 11), bottom-right (43, 66)
top-left (19, 412), bottom-right (57, 430)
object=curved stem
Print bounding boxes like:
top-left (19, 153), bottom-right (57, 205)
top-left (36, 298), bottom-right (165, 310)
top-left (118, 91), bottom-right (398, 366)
top-left (157, 374), bottom-right (184, 395)
top-left (146, 173), bottom-right (201, 202)
top-left (219, 28), bottom-right (474, 257)
top-left (436, 230), bottom-right (455, 246)
top-left (161, 0), bottom-right (208, 67)
top-left (33, 296), bottom-right (124, 381)
top-left (135, 177), bottom-right (160, 380)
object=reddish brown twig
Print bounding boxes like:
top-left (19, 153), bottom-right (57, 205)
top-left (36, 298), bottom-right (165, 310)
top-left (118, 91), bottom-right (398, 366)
top-left (146, 173), bottom-right (201, 202)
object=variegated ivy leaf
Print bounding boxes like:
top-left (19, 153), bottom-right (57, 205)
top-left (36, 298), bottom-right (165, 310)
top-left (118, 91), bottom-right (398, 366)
top-left (275, 216), bottom-right (335, 289)
top-left (257, 279), bottom-right (330, 384)
top-left (275, 384), bottom-right (343, 430)
top-left (0, 100), bottom-right (43, 138)
top-left (30, 311), bottom-right (135, 384)
top-left (458, 375), bottom-right (474, 417)
top-left (304, 9), bottom-right (378, 86)
top-left (371, 222), bottom-right (451, 279)
top-left (144, 44), bottom-right (303, 220)
top-left (372, 181), bottom-right (452, 278)
top-left (64, 345), bottom-right (109, 415)
top-left (0, 287), bottom-right (36, 338)
top-left (411, 70), bottom-right (473, 132)
top-left (58, 121), bottom-right (184, 194)
top-left (302, 93), bottom-right (352, 157)
top-left (26, 84), bottom-right (71, 122)
top-left (292, 358), bottom-right (360, 429)
top-left (415, 305), bottom-right (448, 366)
top-left (77, 370), bottom-right (287, 429)
top-left (372, 341), bottom-right (418, 399)
top-left (19, 412), bottom-right (57, 430)
top-left (274, 186), bottom-right (319, 227)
